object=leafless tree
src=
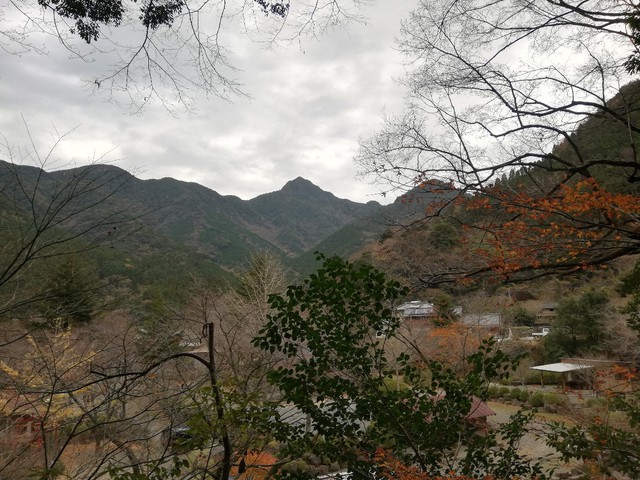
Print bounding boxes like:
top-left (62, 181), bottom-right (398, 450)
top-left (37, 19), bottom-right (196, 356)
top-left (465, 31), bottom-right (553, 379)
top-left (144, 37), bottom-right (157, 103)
top-left (0, 131), bottom-right (295, 479)
top-left (71, 254), bottom-right (293, 479)
top-left (1, 0), bottom-right (371, 111)
top-left (356, 0), bottom-right (640, 285)
top-left (0, 130), bottom-right (173, 478)
top-left (163, 254), bottom-right (290, 478)
top-left (0, 316), bottom-right (172, 479)
top-left (0, 125), bottom-right (143, 335)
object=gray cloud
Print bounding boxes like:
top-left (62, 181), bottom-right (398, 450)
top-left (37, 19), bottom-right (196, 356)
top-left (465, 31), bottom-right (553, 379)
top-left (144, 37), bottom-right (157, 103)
top-left (0, 1), bottom-right (415, 203)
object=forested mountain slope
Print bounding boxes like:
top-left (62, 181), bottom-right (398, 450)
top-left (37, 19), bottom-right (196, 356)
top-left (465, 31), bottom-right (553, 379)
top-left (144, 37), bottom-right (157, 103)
top-left (363, 80), bottom-right (640, 289)
top-left (0, 162), bottom-right (394, 290)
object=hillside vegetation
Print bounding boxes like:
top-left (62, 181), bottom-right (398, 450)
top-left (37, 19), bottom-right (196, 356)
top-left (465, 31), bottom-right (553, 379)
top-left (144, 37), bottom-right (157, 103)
top-left (1, 82), bottom-right (640, 480)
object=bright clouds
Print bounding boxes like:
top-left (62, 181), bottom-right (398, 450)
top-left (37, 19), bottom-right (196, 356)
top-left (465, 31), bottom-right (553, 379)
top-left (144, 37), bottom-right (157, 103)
top-left (0, 1), bottom-right (415, 203)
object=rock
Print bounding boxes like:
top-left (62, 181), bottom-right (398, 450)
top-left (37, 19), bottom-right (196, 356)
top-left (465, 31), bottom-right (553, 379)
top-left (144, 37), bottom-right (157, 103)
top-left (554, 472), bottom-right (571, 479)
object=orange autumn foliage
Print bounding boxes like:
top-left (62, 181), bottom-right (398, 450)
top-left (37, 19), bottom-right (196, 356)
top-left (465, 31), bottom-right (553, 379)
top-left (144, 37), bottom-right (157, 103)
top-left (592, 364), bottom-right (638, 396)
top-left (231, 451), bottom-right (279, 480)
top-left (462, 178), bottom-right (640, 280)
top-left (425, 323), bottom-right (484, 370)
top-left (373, 448), bottom-right (511, 480)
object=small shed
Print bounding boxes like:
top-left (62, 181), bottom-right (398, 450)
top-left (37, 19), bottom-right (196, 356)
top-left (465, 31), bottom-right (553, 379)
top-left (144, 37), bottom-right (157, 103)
top-left (530, 359), bottom-right (638, 394)
top-left (530, 362), bottom-right (594, 389)
top-left (432, 393), bottom-right (496, 430)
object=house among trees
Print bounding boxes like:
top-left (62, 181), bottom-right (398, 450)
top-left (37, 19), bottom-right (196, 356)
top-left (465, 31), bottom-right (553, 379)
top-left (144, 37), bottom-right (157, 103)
top-left (465, 396), bottom-right (496, 431)
top-left (395, 301), bottom-right (437, 339)
top-left (462, 313), bottom-right (502, 329)
top-left (461, 313), bottom-right (505, 341)
top-left (432, 393), bottom-right (496, 431)
top-left (396, 300), bottom-right (463, 328)
top-left (397, 302), bottom-right (506, 345)
top-left (0, 393), bottom-right (44, 450)
top-left (396, 301), bottom-right (436, 322)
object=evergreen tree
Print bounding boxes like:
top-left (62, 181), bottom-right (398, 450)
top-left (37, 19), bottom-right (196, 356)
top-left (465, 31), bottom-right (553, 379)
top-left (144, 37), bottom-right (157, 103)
top-left (42, 257), bottom-right (96, 327)
top-left (544, 290), bottom-right (610, 360)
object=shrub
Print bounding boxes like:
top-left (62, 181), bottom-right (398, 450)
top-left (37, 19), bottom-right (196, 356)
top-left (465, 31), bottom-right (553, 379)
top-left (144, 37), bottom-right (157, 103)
top-left (608, 411), bottom-right (629, 429)
top-left (488, 386), bottom-right (499, 399)
top-left (283, 459), bottom-right (309, 474)
top-left (519, 389), bottom-right (530, 403)
top-left (543, 393), bottom-right (569, 406)
top-left (382, 375), bottom-right (410, 391)
top-left (585, 398), bottom-right (608, 409)
top-left (523, 371), bottom-right (543, 384)
top-left (509, 306), bottom-right (536, 325)
top-left (498, 386), bottom-right (511, 398)
top-left (510, 387), bottom-right (522, 400)
top-left (530, 392), bottom-right (544, 408)
top-left (378, 229), bottom-right (393, 244)
top-left (523, 370), bottom-right (565, 385)
top-left (513, 290), bottom-right (537, 301)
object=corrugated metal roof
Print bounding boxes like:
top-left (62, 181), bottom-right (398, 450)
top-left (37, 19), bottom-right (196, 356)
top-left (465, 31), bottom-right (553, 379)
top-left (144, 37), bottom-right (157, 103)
top-left (396, 301), bottom-right (435, 317)
top-left (462, 313), bottom-right (502, 327)
top-left (530, 362), bottom-right (593, 373)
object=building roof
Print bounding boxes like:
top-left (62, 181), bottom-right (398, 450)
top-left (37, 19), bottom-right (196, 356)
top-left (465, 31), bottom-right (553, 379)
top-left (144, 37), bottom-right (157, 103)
top-left (433, 393), bottom-right (495, 419)
top-left (467, 396), bottom-right (496, 419)
top-left (396, 301), bottom-right (435, 317)
top-left (462, 313), bottom-right (502, 327)
top-left (530, 362), bottom-right (594, 373)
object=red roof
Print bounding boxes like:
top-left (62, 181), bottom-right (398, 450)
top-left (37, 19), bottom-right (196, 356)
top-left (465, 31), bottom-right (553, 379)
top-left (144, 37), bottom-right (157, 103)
top-left (432, 393), bottom-right (495, 419)
top-left (467, 396), bottom-right (496, 419)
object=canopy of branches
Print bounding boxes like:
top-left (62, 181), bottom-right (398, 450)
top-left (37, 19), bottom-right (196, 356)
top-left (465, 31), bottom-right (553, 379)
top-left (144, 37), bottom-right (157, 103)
top-left (3, 0), bottom-right (366, 109)
top-left (357, 0), bottom-right (640, 286)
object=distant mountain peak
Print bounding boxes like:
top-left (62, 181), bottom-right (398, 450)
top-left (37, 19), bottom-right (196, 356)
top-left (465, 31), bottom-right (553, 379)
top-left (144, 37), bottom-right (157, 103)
top-left (281, 177), bottom-right (321, 193)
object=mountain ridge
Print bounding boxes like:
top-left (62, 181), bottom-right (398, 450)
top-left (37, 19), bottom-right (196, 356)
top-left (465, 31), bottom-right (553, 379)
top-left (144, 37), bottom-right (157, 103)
top-left (0, 161), bottom-right (393, 285)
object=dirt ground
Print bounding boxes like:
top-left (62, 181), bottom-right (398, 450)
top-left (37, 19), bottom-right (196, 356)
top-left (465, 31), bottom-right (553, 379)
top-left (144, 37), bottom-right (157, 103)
top-left (486, 401), bottom-right (581, 477)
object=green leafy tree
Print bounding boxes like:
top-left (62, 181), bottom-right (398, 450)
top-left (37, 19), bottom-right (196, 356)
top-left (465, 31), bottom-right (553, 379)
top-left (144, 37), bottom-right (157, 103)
top-left (431, 293), bottom-right (459, 327)
top-left (623, 293), bottom-right (640, 334)
top-left (618, 259), bottom-right (640, 297)
top-left (544, 290), bottom-right (610, 360)
top-left (34, 0), bottom-right (289, 44)
top-left (428, 221), bottom-right (459, 250)
top-left (545, 264), bottom-right (640, 477)
top-left (254, 254), bottom-right (545, 478)
top-left (620, 259), bottom-right (640, 333)
top-left (548, 392), bottom-right (640, 479)
top-left (507, 307), bottom-right (536, 327)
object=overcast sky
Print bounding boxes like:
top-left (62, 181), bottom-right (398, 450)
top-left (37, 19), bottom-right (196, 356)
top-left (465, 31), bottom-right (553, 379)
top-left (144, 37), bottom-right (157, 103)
top-left (0, 1), bottom-right (416, 204)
